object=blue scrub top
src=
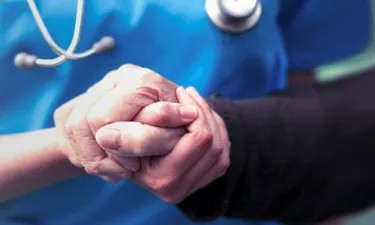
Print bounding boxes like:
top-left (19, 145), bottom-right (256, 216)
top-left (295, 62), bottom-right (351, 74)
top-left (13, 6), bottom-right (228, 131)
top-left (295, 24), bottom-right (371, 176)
top-left (0, 0), bottom-right (371, 225)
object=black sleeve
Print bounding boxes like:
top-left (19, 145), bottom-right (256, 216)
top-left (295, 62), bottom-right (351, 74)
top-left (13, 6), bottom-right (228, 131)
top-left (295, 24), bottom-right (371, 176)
top-left (177, 70), bottom-right (375, 224)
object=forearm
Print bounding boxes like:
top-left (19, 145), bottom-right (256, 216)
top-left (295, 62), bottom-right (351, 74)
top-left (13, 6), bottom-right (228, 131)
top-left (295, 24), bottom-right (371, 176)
top-left (0, 128), bottom-right (84, 202)
top-left (178, 70), bottom-right (375, 223)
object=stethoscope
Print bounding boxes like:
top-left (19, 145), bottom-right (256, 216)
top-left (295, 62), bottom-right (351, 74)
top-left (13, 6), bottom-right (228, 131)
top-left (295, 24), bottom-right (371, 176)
top-left (15, 0), bottom-right (262, 69)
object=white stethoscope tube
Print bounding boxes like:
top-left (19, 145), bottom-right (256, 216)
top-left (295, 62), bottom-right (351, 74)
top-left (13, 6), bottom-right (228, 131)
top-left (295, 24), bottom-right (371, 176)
top-left (15, 0), bottom-right (261, 69)
top-left (14, 0), bottom-right (115, 69)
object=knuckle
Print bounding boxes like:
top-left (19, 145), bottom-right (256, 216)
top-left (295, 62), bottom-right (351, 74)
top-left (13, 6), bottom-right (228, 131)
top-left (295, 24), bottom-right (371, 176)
top-left (151, 181), bottom-right (170, 193)
top-left (85, 167), bottom-right (98, 176)
top-left (150, 176), bottom-right (177, 193)
top-left (195, 128), bottom-right (214, 146)
top-left (83, 158), bottom-right (103, 176)
top-left (225, 139), bottom-right (231, 151)
top-left (219, 154), bottom-right (231, 173)
top-left (54, 99), bottom-right (79, 124)
top-left (174, 127), bottom-right (186, 139)
top-left (216, 113), bottom-right (226, 127)
top-left (132, 86), bottom-right (160, 104)
top-left (85, 111), bottom-right (97, 126)
top-left (218, 168), bottom-right (227, 177)
top-left (123, 66), bottom-right (177, 103)
top-left (68, 156), bottom-right (81, 167)
top-left (128, 123), bottom-right (148, 155)
top-left (119, 63), bottom-right (139, 70)
top-left (104, 69), bottom-right (118, 79)
top-left (200, 99), bottom-right (212, 111)
top-left (54, 96), bottom-right (83, 125)
top-left (108, 179), bottom-right (120, 184)
top-left (119, 172), bottom-right (133, 180)
top-left (87, 82), bottom-right (101, 94)
top-left (118, 65), bottom-right (154, 84)
top-left (54, 107), bottom-right (72, 126)
top-left (64, 120), bottom-right (78, 137)
top-left (64, 120), bottom-right (88, 143)
top-left (153, 102), bottom-right (172, 124)
top-left (53, 107), bottom-right (64, 122)
top-left (139, 68), bottom-right (162, 82)
top-left (130, 144), bottom-right (146, 157)
top-left (159, 193), bottom-right (184, 204)
top-left (211, 144), bottom-right (224, 157)
top-left (86, 110), bottom-right (111, 129)
top-left (100, 175), bottom-right (120, 183)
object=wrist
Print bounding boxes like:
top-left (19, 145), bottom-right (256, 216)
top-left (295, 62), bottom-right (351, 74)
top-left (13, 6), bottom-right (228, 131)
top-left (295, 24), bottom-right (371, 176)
top-left (0, 128), bottom-right (85, 202)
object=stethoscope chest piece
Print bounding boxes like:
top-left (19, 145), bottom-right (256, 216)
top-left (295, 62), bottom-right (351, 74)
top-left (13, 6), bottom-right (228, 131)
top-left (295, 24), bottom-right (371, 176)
top-left (205, 0), bottom-right (262, 34)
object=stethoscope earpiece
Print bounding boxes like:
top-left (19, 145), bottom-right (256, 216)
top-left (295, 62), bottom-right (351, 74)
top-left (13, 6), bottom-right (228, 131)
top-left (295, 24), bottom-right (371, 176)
top-left (206, 0), bottom-right (262, 33)
top-left (14, 53), bottom-right (37, 69)
top-left (92, 36), bottom-right (116, 54)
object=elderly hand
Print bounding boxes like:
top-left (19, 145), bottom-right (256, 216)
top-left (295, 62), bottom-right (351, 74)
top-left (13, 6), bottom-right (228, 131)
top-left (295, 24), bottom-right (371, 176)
top-left (96, 86), bottom-right (231, 203)
top-left (53, 64), bottom-right (198, 182)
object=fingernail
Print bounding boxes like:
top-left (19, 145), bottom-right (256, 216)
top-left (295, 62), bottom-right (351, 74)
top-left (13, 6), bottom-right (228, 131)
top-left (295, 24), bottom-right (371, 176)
top-left (178, 87), bottom-right (189, 94)
top-left (186, 86), bottom-right (198, 95)
top-left (186, 86), bottom-right (194, 91)
top-left (97, 128), bottom-right (121, 150)
top-left (176, 86), bottom-right (185, 94)
top-left (180, 105), bottom-right (197, 120)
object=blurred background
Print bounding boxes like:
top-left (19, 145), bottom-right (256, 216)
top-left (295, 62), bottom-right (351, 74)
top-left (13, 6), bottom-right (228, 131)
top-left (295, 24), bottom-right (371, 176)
top-left (315, 0), bottom-right (375, 224)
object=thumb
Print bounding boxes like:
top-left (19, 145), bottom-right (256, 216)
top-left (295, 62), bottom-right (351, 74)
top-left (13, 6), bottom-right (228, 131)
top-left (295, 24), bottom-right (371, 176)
top-left (134, 102), bottom-right (198, 127)
top-left (95, 121), bottom-right (185, 157)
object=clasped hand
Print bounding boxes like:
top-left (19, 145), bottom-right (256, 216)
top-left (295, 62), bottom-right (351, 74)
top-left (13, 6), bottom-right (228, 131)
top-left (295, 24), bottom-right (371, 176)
top-left (54, 65), bottom-right (230, 203)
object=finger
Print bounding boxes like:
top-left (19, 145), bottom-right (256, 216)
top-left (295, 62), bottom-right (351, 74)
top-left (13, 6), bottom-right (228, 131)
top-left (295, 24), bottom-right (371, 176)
top-left (186, 87), bottom-right (222, 149)
top-left (54, 94), bottom-right (85, 126)
top-left (54, 94), bottom-right (85, 166)
top-left (190, 150), bottom-right (229, 194)
top-left (147, 87), bottom-right (212, 176)
top-left (169, 144), bottom-right (221, 201)
top-left (134, 102), bottom-right (197, 127)
top-left (188, 109), bottom-right (231, 194)
top-left (107, 152), bottom-right (141, 172)
top-left (95, 121), bottom-right (185, 157)
top-left (86, 70), bottom-right (118, 94)
top-left (186, 87), bottom-right (212, 112)
top-left (65, 71), bottom-right (118, 171)
top-left (174, 87), bottom-right (224, 198)
top-left (175, 87), bottom-right (210, 133)
top-left (212, 111), bottom-right (231, 153)
top-left (99, 175), bottom-right (121, 183)
top-left (186, 88), bottom-right (229, 154)
top-left (134, 87), bottom-right (213, 203)
top-left (189, 111), bottom-right (231, 194)
top-left (87, 65), bottom-right (178, 133)
top-left (94, 157), bottom-right (133, 180)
